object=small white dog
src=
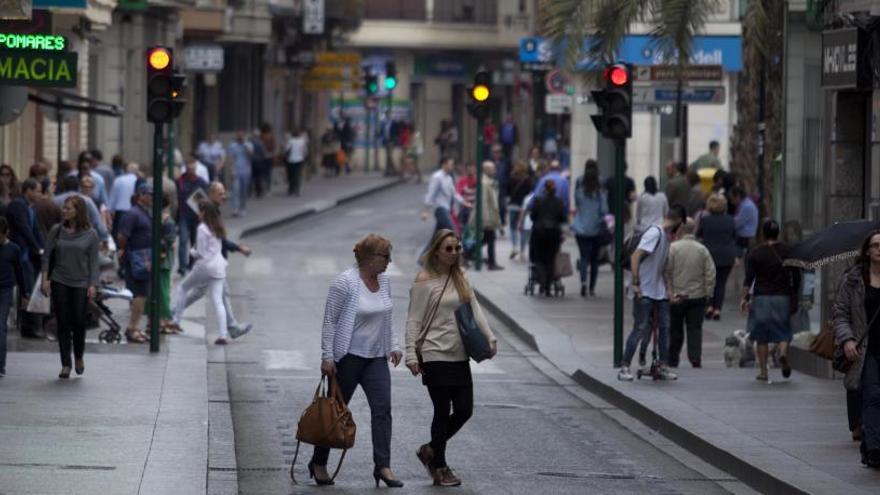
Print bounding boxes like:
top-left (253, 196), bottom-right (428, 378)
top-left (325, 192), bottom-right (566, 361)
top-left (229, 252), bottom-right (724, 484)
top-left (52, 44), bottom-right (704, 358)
top-left (723, 330), bottom-right (755, 368)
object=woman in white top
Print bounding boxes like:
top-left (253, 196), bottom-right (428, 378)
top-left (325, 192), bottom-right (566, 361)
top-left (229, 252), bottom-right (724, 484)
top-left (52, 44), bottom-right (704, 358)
top-left (636, 176), bottom-right (668, 233)
top-left (172, 202), bottom-right (230, 344)
top-left (312, 234), bottom-right (404, 487)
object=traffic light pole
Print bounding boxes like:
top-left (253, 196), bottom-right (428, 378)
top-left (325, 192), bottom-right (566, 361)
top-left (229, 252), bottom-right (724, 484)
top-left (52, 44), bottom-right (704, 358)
top-left (365, 105), bottom-right (372, 173)
top-left (166, 120), bottom-right (176, 180)
top-left (150, 123), bottom-right (164, 353)
top-left (613, 139), bottom-right (625, 366)
top-left (474, 118), bottom-right (484, 271)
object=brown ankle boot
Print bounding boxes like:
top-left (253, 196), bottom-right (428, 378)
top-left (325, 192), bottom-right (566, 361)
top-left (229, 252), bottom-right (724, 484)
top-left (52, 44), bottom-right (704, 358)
top-left (433, 466), bottom-right (461, 487)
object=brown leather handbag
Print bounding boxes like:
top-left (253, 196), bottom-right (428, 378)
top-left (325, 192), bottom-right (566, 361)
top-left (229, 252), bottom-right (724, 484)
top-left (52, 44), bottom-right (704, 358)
top-left (809, 323), bottom-right (835, 361)
top-left (289, 375), bottom-right (356, 483)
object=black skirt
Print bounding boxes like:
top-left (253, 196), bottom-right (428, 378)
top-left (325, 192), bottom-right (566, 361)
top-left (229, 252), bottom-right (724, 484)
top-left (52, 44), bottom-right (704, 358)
top-left (421, 360), bottom-right (472, 388)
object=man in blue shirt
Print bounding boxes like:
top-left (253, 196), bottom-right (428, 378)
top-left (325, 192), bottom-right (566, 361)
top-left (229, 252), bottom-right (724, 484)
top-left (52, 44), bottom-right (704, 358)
top-left (528, 160), bottom-right (570, 211)
top-left (117, 182), bottom-right (153, 343)
top-left (109, 162), bottom-right (140, 240)
top-left (731, 187), bottom-right (759, 253)
top-left (227, 131), bottom-right (252, 217)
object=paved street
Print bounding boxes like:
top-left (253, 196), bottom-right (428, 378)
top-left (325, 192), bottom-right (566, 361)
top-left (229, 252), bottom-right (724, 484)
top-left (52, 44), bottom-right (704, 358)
top-left (219, 183), bottom-right (749, 494)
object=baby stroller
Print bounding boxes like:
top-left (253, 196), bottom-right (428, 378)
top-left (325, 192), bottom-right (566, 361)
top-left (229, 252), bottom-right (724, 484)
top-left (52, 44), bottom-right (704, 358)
top-left (90, 284), bottom-right (134, 343)
top-left (524, 251), bottom-right (571, 297)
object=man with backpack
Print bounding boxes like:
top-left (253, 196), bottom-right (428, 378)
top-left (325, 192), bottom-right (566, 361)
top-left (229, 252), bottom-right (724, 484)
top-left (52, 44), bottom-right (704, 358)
top-left (617, 208), bottom-right (684, 381)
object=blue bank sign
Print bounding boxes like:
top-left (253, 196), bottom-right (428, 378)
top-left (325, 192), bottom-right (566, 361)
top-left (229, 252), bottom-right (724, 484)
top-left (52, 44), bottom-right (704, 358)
top-left (520, 35), bottom-right (743, 72)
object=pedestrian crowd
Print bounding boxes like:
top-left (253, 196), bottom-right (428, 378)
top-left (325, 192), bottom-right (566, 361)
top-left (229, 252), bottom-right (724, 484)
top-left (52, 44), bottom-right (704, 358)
top-left (0, 142), bottom-right (261, 381)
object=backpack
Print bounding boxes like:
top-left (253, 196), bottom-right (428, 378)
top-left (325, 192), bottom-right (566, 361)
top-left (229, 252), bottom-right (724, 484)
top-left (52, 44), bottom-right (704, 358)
top-left (620, 225), bottom-right (662, 270)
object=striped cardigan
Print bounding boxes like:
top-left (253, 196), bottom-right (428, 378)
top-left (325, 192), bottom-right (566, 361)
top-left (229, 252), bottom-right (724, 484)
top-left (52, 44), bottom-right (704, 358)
top-left (321, 268), bottom-right (400, 361)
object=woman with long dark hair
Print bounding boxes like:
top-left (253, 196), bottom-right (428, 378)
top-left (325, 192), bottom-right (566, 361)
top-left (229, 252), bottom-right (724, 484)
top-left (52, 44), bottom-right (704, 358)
top-left (406, 229), bottom-right (497, 487)
top-left (834, 230), bottom-right (880, 467)
top-left (41, 195), bottom-right (99, 379)
top-left (530, 180), bottom-right (567, 296)
top-left (572, 160), bottom-right (608, 297)
top-left (172, 202), bottom-right (230, 344)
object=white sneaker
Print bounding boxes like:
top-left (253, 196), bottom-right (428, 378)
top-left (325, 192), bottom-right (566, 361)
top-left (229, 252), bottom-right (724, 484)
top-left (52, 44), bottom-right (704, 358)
top-left (659, 366), bottom-right (678, 381)
top-left (617, 366), bottom-right (634, 381)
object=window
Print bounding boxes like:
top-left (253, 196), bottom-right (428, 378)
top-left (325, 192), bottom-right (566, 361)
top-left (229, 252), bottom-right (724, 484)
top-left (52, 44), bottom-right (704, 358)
top-left (364, 0), bottom-right (426, 20)
top-left (434, 0), bottom-right (498, 24)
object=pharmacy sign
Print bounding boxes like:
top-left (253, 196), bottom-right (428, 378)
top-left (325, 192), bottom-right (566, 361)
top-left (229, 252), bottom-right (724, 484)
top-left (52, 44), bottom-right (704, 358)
top-left (0, 33), bottom-right (77, 88)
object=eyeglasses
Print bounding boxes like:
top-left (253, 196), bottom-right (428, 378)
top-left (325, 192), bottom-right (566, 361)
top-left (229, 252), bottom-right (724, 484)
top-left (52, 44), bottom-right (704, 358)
top-left (870, 243), bottom-right (880, 250)
top-left (0, 172), bottom-right (12, 178)
top-left (444, 244), bottom-right (463, 253)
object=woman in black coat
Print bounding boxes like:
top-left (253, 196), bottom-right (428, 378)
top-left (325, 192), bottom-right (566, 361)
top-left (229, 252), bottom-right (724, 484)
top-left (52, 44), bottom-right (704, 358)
top-left (529, 180), bottom-right (567, 296)
top-left (697, 193), bottom-right (738, 320)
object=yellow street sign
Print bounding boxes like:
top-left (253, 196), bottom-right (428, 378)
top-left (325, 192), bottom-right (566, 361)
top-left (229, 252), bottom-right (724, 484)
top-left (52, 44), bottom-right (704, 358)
top-left (305, 65), bottom-right (360, 79)
top-left (315, 51), bottom-right (362, 65)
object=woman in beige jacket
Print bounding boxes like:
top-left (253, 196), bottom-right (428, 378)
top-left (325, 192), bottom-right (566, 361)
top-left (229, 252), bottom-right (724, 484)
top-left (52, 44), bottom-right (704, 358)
top-left (406, 229), bottom-right (497, 487)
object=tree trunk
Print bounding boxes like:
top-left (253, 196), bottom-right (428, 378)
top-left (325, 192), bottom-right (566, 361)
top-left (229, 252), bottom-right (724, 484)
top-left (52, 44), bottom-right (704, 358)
top-left (730, 0), bottom-right (785, 218)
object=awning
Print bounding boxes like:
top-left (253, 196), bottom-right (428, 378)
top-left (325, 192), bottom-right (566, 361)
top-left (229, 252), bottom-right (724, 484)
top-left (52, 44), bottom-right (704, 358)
top-left (29, 88), bottom-right (122, 117)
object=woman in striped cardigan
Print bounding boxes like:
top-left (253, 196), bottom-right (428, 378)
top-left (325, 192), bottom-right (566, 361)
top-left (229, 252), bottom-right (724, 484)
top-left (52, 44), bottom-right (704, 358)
top-left (311, 234), bottom-right (404, 488)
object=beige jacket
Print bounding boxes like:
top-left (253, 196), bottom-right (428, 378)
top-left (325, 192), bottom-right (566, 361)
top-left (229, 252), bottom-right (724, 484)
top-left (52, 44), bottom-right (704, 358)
top-left (405, 274), bottom-right (496, 365)
top-left (664, 235), bottom-right (716, 299)
top-left (469, 175), bottom-right (501, 230)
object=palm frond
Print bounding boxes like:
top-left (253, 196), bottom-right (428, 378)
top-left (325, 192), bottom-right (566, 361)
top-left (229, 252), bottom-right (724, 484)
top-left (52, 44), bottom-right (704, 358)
top-left (744, 0), bottom-right (769, 59)
top-left (650, 0), bottom-right (719, 66)
top-left (588, 0), bottom-right (654, 62)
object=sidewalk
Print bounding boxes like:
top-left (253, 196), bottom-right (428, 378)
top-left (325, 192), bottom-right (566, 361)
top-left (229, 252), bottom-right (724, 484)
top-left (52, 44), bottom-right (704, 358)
top-left (469, 236), bottom-right (877, 495)
top-left (0, 173), bottom-right (401, 495)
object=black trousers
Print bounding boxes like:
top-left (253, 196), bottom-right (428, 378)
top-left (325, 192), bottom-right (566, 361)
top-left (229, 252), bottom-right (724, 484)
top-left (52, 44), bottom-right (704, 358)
top-left (427, 384), bottom-right (473, 468)
top-left (712, 265), bottom-right (733, 311)
top-left (669, 298), bottom-right (706, 367)
top-left (482, 229), bottom-right (497, 267)
top-left (849, 389), bottom-right (862, 432)
top-left (530, 228), bottom-right (561, 289)
top-left (286, 160), bottom-right (303, 195)
top-left (51, 281), bottom-right (88, 368)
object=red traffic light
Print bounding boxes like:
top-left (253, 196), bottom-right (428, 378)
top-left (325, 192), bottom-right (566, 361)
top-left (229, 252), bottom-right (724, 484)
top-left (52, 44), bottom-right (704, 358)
top-left (148, 47), bottom-right (171, 71)
top-left (606, 65), bottom-right (629, 86)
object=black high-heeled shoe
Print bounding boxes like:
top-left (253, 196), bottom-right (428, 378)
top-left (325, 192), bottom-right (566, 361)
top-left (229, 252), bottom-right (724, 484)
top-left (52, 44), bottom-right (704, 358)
top-left (307, 461), bottom-right (334, 486)
top-left (75, 359), bottom-right (84, 376)
top-left (373, 467), bottom-right (404, 488)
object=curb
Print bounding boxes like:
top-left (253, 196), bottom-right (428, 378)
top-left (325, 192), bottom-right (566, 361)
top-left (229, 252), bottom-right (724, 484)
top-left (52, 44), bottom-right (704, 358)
top-left (473, 287), bottom-right (813, 495)
top-left (238, 178), bottom-right (403, 239)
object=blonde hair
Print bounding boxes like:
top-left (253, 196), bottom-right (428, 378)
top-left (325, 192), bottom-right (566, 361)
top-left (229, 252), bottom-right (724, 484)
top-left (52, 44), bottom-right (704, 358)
top-left (419, 229), bottom-right (472, 303)
top-left (706, 193), bottom-right (727, 214)
top-left (354, 234), bottom-right (392, 266)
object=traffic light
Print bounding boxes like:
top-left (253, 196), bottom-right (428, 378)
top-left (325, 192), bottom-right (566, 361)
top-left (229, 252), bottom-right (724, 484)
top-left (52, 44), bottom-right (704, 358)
top-left (171, 72), bottom-right (187, 119)
top-left (364, 68), bottom-right (378, 96)
top-left (146, 46), bottom-right (173, 123)
top-left (591, 63), bottom-right (632, 140)
top-left (467, 71), bottom-right (491, 119)
top-left (384, 61), bottom-right (397, 91)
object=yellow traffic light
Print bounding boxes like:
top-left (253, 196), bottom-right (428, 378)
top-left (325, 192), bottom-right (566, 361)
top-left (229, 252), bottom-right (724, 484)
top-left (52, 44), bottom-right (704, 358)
top-left (472, 84), bottom-right (489, 102)
top-left (148, 48), bottom-right (171, 71)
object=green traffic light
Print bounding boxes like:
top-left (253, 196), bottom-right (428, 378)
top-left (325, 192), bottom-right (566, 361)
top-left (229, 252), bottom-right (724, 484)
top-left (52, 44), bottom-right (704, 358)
top-left (384, 77), bottom-right (397, 90)
top-left (368, 82), bottom-right (378, 94)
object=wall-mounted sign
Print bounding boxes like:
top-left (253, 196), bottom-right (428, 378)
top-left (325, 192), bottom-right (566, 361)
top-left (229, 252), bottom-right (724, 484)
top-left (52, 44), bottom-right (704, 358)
top-left (0, 49), bottom-right (77, 87)
top-left (822, 28), bottom-right (869, 89)
top-left (32, 0), bottom-right (85, 8)
top-left (183, 45), bottom-right (223, 72)
top-left (0, 33), bottom-right (65, 50)
top-left (303, 0), bottom-right (324, 35)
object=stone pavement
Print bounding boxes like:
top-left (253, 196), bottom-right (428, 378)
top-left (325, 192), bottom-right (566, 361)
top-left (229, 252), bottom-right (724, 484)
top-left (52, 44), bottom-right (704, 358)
top-left (468, 235), bottom-right (879, 495)
top-left (0, 172), bottom-right (401, 495)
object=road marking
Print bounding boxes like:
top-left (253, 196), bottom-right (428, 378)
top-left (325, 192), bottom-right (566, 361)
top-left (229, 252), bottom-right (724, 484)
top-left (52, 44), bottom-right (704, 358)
top-left (305, 256), bottom-right (338, 275)
top-left (263, 350), bottom-right (310, 370)
top-left (344, 208), bottom-right (373, 217)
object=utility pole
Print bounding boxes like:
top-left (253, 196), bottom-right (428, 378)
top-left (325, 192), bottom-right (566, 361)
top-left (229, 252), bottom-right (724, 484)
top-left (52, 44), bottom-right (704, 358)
top-left (149, 122), bottom-right (163, 353)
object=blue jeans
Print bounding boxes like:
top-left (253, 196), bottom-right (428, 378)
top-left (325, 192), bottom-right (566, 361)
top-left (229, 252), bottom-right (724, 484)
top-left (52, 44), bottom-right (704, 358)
top-left (623, 297), bottom-right (670, 366)
top-left (508, 207), bottom-right (522, 249)
top-left (0, 287), bottom-right (13, 373)
top-left (177, 216), bottom-right (197, 273)
top-left (863, 353), bottom-right (880, 454)
top-left (312, 354), bottom-right (392, 468)
top-left (232, 172), bottom-right (251, 213)
top-left (575, 234), bottom-right (601, 291)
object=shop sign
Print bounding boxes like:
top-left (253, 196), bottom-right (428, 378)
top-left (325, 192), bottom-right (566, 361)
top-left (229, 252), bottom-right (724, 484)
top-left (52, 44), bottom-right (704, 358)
top-left (545, 94), bottom-right (573, 114)
top-left (184, 45), bottom-right (223, 72)
top-left (414, 56), bottom-right (469, 78)
top-left (822, 28), bottom-right (868, 89)
top-left (32, 0), bottom-right (85, 8)
top-left (0, 49), bottom-right (77, 87)
top-left (0, 33), bottom-right (65, 51)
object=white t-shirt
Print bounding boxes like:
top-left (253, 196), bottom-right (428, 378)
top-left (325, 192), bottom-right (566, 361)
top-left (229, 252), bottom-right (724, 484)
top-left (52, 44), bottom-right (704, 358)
top-left (285, 135), bottom-right (308, 163)
top-left (348, 280), bottom-right (387, 358)
top-left (636, 225), bottom-right (669, 300)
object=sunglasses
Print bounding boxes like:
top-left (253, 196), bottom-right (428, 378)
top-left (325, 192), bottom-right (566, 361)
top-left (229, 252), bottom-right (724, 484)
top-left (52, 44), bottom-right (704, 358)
top-left (870, 243), bottom-right (880, 250)
top-left (444, 244), bottom-right (463, 253)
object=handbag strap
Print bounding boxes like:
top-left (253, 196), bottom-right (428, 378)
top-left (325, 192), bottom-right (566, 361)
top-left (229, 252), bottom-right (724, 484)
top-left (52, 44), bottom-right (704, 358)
top-left (414, 271), bottom-right (453, 360)
top-left (855, 297), bottom-right (880, 350)
top-left (289, 441), bottom-right (348, 484)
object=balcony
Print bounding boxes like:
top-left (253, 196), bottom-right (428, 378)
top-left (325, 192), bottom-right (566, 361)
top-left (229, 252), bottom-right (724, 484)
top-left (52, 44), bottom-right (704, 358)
top-left (365, 0), bottom-right (499, 24)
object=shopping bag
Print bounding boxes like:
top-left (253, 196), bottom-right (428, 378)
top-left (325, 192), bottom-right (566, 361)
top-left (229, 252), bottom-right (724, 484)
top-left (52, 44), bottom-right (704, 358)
top-left (27, 274), bottom-right (51, 314)
top-left (555, 251), bottom-right (574, 278)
